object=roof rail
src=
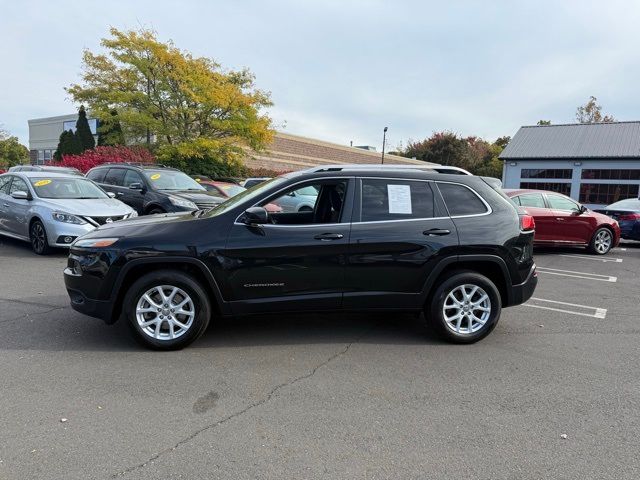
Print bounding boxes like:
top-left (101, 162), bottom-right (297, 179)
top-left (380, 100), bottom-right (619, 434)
top-left (310, 164), bottom-right (472, 175)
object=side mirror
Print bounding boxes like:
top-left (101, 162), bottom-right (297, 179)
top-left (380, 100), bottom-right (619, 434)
top-left (579, 205), bottom-right (588, 214)
top-left (10, 191), bottom-right (30, 200)
top-left (107, 192), bottom-right (116, 198)
top-left (242, 206), bottom-right (268, 225)
top-left (129, 182), bottom-right (143, 191)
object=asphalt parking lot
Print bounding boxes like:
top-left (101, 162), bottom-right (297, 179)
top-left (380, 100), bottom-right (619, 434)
top-left (1, 238), bottom-right (639, 480)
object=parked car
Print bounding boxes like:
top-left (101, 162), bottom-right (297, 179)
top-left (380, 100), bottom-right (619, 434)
top-left (271, 184), bottom-right (319, 212)
top-left (86, 164), bottom-right (225, 215)
top-left (505, 188), bottom-right (620, 255)
top-left (9, 165), bottom-right (83, 176)
top-left (242, 177), bottom-right (271, 188)
top-left (0, 172), bottom-right (136, 254)
top-left (594, 198), bottom-right (640, 241)
top-left (192, 179), bottom-right (282, 213)
top-left (65, 164), bottom-right (537, 350)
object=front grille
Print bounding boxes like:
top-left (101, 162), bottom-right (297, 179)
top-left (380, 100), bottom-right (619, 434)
top-left (85, 215), bottom-right (127, 226)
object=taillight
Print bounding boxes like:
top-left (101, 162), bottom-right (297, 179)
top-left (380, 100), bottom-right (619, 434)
top-left (618, 213), bottom-right (640, 221)
top-left (520, 214), bottom-right (535, 231)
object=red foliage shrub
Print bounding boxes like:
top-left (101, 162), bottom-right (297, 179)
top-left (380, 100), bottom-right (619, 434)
top-left (50, 146), bottom-right (155, 173)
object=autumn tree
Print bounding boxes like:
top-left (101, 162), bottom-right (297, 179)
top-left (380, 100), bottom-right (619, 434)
top-left (0, 130), bottom-right (29, 168)
top-left (75, 105), bottom-right (95, 150)
top-left (576, 96), bottom-right (615, 123)
top-left (67, 28), bottom-right (274, 172)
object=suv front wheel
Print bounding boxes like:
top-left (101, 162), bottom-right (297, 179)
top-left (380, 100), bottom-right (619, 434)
top-left (123, 270), bottom-right (211, 350)
top-left (428, 271), bottom-right (501, 343)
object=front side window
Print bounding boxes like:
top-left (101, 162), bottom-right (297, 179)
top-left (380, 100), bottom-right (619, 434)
top-left (360, 179), bottom-right (435, 222)
top-left (262, 180), bottom-right (346, 224)
top-left (547, 194), bottom-right (579, 212)
top-left (9, 177), bottom-right (29, 195)
top-left (29, 177), bottom-right (109, 199)
top-left (516, 193), bottom-right (546, 209)
top-left (123, 170), bottom-right (143, 187)
top-left (437, 182), bottom-right (488, 216)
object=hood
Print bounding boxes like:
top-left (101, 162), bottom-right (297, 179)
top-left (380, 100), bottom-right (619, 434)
top-left (79, 211), bottom-right (198, 239)
top-left (40, 197), bottom-right (134, 216)
top-left (162, 190), bottom-right (224, 204)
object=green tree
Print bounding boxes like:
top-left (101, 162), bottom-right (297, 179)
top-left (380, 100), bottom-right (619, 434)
top-left (67, 28), bottom-right (274, 165)
top-left (54, 130), bottom-right (83, 160)
top-left (536, 120), bottom-right (551, 125)
top-left (0, 132), bottom-right (29, 168)
top-left (404, 131), bottom-right (476, 170)
top-left (97, 109), bottom-right (125, 146)
top-left (75, 105), bottom-right (95, 150)
top-left (494, 136), bottom-right (510, 149)
top-left (576, 96), bottom-right (615, 123)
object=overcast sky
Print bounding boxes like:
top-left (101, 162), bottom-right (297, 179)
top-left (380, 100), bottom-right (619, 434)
top-left (1, 0), bottom-right (639, 151)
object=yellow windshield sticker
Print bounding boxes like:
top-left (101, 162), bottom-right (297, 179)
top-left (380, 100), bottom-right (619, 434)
top-left (150, 173), bottom-right (161, 180)
top-left (195, 178), bottom-right (201, 182)
top-left (34, 179), bottom-right (52, 187)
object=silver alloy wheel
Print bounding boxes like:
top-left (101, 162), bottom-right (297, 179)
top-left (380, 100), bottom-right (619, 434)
top-left (135, 285), bottom-right (196, 341)
top-left (443, 284), bottom-right (491, 335)
top-left (31, 222), bottom-right (46, 253)
top-left (594, 229), bottom-right (612, 254)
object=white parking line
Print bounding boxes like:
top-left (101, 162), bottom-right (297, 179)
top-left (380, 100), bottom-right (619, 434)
top-left (525, 297), bottom-right (607, 319)
top-left (558, 254), bottom-right (623, 263)
top-left (536, 267), bottom-right (617, 283)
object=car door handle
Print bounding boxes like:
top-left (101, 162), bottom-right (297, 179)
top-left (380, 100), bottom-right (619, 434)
top-left (423, 228), bottom-right (451, 236)
top-left (314, 233), bottom-right (344, 241)
top-left (556, 218), bottom-right (565, 221)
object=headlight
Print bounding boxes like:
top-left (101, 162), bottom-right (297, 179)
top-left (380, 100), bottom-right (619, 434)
top-left (72, 237), bottom-right (120, 248)
top-left (128, 211), bottom-right (138, 218)
top-left (168, 196), bottom-right (197, 209)
top-left (52, 212), bottom-right (86, 224)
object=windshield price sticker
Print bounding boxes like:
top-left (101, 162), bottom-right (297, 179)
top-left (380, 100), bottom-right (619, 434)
top-left (33, 179), bottom-right (52, 187)
top-left (150, 174), bottom-right (161, 180)
top-left (387, 184), bottom-right (412, 214)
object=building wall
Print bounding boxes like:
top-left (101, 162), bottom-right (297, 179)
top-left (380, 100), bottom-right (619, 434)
top-left (28, 114), bottom-right (98, 164)
top-left (502, 158), bottom-right (640, 208)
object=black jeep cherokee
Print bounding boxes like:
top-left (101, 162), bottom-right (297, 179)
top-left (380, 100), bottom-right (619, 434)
top-left (64, 165), bottom-right (537, 350)
top-left (86, 163), bottom-right (224, 215)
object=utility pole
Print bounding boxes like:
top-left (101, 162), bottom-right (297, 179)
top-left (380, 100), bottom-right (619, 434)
top-left (381, 127), bottom-right (388, 164)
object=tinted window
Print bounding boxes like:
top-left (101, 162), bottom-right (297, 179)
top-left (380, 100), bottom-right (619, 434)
top-left (0, 176), bottom-right (11, 194)
top-left (86, 169), bottom-right (106, 183)
top-left (123, 170), bottom-right (143, 187)
top-left (437, 183), bottom-right (487, 216)
top-left (361, 179), bottom-right (435, 221)
top-left (9, 177), bottom-right (29, 195)
top-left (547, 194), bottom-right (579, 211)
top-left (103, 168), bottom-right (126, 186)
top-left (517, 193), bottom-right (546, 208)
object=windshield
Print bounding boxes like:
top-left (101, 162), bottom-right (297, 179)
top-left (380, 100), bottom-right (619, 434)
top-left (145, 170), bottom-right (205, 191)
top-left (205, 177), bottom-right (288, 217)
top-left (30, 177), bottom-right (109, 199)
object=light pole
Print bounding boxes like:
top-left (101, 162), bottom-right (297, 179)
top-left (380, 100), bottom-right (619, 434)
top-left (381, 126), bottom-right (388, 164)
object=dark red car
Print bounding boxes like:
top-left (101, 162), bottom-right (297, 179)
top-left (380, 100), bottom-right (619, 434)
top-left (505, 189), bottom-right (620, 255)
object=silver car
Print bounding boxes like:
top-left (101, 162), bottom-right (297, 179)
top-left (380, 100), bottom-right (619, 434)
top-left (0, 172), bottom-right (136, 254)
top-left (271, 184), bottom-right (319, 212)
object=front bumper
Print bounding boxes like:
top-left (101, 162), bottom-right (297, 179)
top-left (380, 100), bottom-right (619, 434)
top-left (45, 221), bottom-right (95, 247)
top-left (507, 264), bottom-right (537, 307)
top-left (65, 280), bottom-right (114, 322)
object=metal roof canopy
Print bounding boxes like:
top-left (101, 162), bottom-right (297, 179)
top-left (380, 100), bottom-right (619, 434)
top-left (500, 121), bottom-right (640, 159)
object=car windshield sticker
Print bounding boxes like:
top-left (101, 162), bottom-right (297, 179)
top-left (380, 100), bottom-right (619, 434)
top-left (195, 178), bottom-right (201, 182)
top-left (150, 173), bottom-right (161, 180)
top-left (387, 184), bottom-right (412, 214)
top-left (33, 179), bottom-right (52, 187)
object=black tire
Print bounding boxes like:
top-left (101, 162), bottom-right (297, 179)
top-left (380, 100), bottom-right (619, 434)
top-left (148, 207), bottom-right (166, 215)
top-left (588, 227), bottom-right (613, 255)
top-left (427, 271), bottom-right (501, 344)
top-left (30, 219), bottom-right (52, 255)
top-left (123, 270), bottom-right (212, 350)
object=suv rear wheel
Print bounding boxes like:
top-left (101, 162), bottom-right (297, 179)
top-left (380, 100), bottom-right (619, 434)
top-left (123, 270), bottom-right (211, 350)
top-left (427, 271), bottom-right (501, 343)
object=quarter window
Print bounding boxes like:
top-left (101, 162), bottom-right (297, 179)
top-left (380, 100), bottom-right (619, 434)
top-left (547, 195), bottom-right (579, 212)
top-left (360, 179), bottom-right (435, 221)
top-left (437, 183), bottom-right (487, 216)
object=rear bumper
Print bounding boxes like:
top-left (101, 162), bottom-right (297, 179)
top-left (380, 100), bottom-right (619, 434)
top-left (506, 264), bottom-right (537, 307)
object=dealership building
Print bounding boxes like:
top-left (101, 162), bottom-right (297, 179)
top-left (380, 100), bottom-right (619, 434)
top-left (28, 113), bottom-right (428, 171)
top-left (501, 122), bottom-right (640, 208)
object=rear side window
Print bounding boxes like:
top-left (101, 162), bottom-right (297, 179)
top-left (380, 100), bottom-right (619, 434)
top-left (87, 169), bottom-right (106, 183)
top-left (360, 179), bottom-right (435, 221)
top-left (517, 193), bottom-right (546, 208)
top-left (437, 182), bottom-right (488, 216)
top-left (103, 168), bottom-right (126, 186)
